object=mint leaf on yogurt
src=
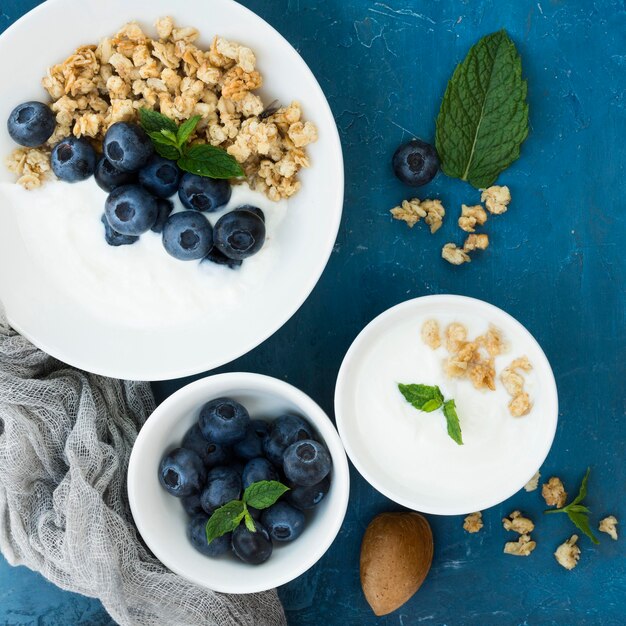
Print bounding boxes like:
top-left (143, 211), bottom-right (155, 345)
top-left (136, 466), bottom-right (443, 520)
top-left (435, 30), bottom-right (529, 189)
top-left (398, 384), bottom-right (444, 412)
top-left (442, 399), bottom-right (463, 446)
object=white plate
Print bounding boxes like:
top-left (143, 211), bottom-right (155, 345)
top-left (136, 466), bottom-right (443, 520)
top-left (0, 0), bottom-right (343, 380)
top-left (127, 373), bottom-right (350, 593)
top-left (335, 295), bottom-right (559, 515)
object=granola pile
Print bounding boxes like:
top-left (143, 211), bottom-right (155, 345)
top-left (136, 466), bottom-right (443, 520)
top-left (6, 17), bottom-right (317, 200)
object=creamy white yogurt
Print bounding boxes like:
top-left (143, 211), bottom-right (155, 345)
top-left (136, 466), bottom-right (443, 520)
top-left (353, 312), bottom-right (543, 505)
top-left (0, 178), bottom-right (286, 328)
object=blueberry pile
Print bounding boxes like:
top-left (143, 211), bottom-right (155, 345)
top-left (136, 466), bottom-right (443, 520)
top-left (158, 398), bottom-right (332, 565)
top-left (6, 102), bottom-right (266, 267)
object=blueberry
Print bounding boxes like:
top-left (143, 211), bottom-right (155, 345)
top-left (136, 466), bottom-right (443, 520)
top-left (286, 476), bottom-right (331, 510)
top-left (100, 214), bottom-right (138, 247)
top-left (199, 397), bottom-right (250, 445)
top-left (188, 514), bottom-right (231, 557)
top-left (242, 457), bottom-right (279, 490)
top-left (181, 492), bottom-right (204, 516)
top-left (182, 423), bottom-right (232, 468)
top-left (237, 204), bottom-right (265, 222)
top-left (392, 138), bottom-right (439, 187)
top-left (150, 198), bottom-right (174, 234)
top-left (178, 173), bottom-right (231, 212)
top-left (158, 447), bottom-right (206, 497)
top-left (50, 136), bottom-right (97, 182)
top-left (261, 502), bottom-right (305, 542)
top-left (213, 210), bottom-right (266, 261)
top-left (231, 522), bottom-right (273, 565)
top-left (7, 101), bottom-right (55, 147)
top-left (105, 184), bottom-right (158, 236)
top-left (138, 155), bottom-right (182, 198)
top-left (203, 246), bottom-right (243, 269)
top-left (233, 420), bottom-right (270, 461)
top-left (200, 466), bottom-right (242, 513)
top-left (103, 122), bottom-right (153, 172)
top-left (162, 211), bottom-right (213, 261)
top-left (95, 157), bottom-right (137, 192)
top-left (283, 440), bottom-right (331, 487)
top-left (263, 414), bottom-right (314, 467)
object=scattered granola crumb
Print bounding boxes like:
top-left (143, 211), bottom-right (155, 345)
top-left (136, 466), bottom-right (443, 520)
top-left (463, 233), bottom-right (489, 252)
top-left (554, 535), bottom-right (580, 570)
top-left (458, 204), bottom-right (488, 233)
top-left (502, 510), bottom-right (535, 535)
top-left (481, 185), bottom-right (511, 215)
top-left (442, 243), bottom-right (470, 265)
top-left (390, 197), bottom-right (445, 233)
top-left (599, 515), bottom-right (618, 540)
top-left (509, 392), bottom-right (532, 417)
top-left (524, 471), bottom-right (541, 492)
top-left (463, 512), bottom-right (483, 533)
top-left (542, 477), bottom-right (568, 508)
top-left (421, 319), bottom-right (441, 350)
top-left (501, 356), bottom-right (533, 417)
top-left (477, 325), bottom-right (506, 357)
top-left (504, 533), bottom-right (536, 556)
top-left (445, 322), bottom-right (467, 352)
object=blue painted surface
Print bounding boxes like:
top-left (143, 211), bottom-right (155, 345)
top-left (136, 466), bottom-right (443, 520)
top-left (1, 0), bottom-right (625, 624)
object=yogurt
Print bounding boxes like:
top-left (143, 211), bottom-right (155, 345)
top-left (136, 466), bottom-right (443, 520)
top-left (0, 178), bottom-right (286, 328)
top-left (351, 311), bottom-right (545, 506)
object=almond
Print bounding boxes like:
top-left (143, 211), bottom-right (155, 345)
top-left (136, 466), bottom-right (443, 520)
top-left (360, 512), bottom-right (434, 616)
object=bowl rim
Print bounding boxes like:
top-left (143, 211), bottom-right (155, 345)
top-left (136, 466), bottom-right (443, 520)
top-left (334, 294), bottom-right (559, 516)
top-left (127, 372), bottom-right (350, 593)
top-left (0, 0), bottom-right (345, 381)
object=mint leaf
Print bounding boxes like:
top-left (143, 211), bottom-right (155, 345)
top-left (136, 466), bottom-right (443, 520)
top-left (435, 30), bottom-right (529, 188)
top-left (398, 384), bottom-right (444, 412)
top-left (243, 480), bottom-right (290, 510)
top-left (205, 500), bottom-right (245, 544)
top-left (244, 509), bottom-right (257, 532)
top-left (442, 400), bottom-right (463, 445)
top-left (153, 142), bottom-right (183, 161)
top-left (177, 115), bottom-right (201, 147)
top-left (139, 107), bottom-right (178, 134)
top-left (544, 467), bottom-right (598, 543)
top-left (178, 143), bottom-right (244, 179)
top-left (160, 129), bottom-right (178, 144)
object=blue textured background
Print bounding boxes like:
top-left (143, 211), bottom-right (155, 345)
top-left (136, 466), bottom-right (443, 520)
top-left (1, 0), bottom-right (625, 624)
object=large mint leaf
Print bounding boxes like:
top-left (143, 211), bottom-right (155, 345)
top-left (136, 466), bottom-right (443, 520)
top-left (435, 30), bottom-right (528, 188)
top-left (398, 384), bottom-right (444, 412)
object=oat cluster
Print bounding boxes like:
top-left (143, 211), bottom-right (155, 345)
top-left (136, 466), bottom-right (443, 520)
top-left (542, 476), bottom-right (568, 508)
top-left (502, 510), bottom-right (537, 556)
top-left (501, 355), bottom-right (533, 417)
top-left (441, 234), bottom-right (489, 265)
top-left (599, 515), bottom-right (618, 540)
top-left (524, 471), bottom-right (541, 492)
top-left (554, 535), bottom-right (580, 570)
top-left (7, 17), bottom-right (317, 199)
top-left (463, 511), bottom-right (483, 533)
top-left (390, 197), bottom-right (445, 233)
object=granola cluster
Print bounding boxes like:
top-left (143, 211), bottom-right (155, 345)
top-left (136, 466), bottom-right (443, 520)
top-left (390, 197), bottom-right (445, 233)
top-left (463, 511), bottom-right (483, 533)
top-left (542, 476), bottom-right (568, 508)
top-left (501, 355), bottom-right (533, 417)
top-left (502, 510), bottom-right (537, 556)
top-left (441, 233), bottom-right (489, 265)
top-left (554, 535), bottom-right (580, 570)
top-left (599, 515), bottom-right (619, 540)
top-left (6, 17), bottom-right (317, 199)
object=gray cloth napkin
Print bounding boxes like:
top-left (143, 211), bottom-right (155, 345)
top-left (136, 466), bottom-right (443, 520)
top-left (0, 317), bottom-right (286, 626)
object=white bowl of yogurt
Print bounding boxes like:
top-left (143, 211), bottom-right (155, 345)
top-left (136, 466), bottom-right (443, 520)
top-left (0, 0), bottom-right (343, 380)
top-left (334, 295), bottom-right (559, 515)
top-left (128, 372), bottom-right (350, 594)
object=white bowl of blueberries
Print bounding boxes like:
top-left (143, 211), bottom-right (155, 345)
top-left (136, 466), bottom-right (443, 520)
top-left (127, 372), bottom-right (350, 593)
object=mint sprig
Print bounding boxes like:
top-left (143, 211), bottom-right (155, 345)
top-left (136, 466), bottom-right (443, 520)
top-left (545, 467), bottom-right (599, 544)
top-left (435, 30), bottom-right (529, 189)
top-left (205, 480), bottom-right (289, 545)
top-left (139, 108), bottom-right (244, 180)
top-left (398, 384), bottom-right (463, 445)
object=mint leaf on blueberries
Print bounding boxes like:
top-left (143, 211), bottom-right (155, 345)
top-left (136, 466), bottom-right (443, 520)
top-left (243, 480), bottom-right (290, 510)
top-left (139, 107), bottom-right (178, 134)
top-left (139, 107), bottom-right (243, 179)
top-left (442, 400), bottom-right (463, 445)
top-left (435, 30), bottom-right (529, 189)
top-left (398, 384), bottom-right (444, 412)
top-left (544, 468), bottom-right (599, 544)
top-left (398, 384), bottom-right (463, 445)
top-left (177, 115), bottom-right (201, 146)
top-left (243, 509), bottom-right (257, 532)
top-left (178, 144), bottom-right (244, 179)
top-left (205, 500), bottom-right (245, 544)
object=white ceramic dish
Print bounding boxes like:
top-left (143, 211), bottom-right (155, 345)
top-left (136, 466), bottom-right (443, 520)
top-left (0, 0), bottom-right (343, 381)
top-left (334, 295), bottom-right (559, 515)
top-left (127, 373), bottom-right (350, 594)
